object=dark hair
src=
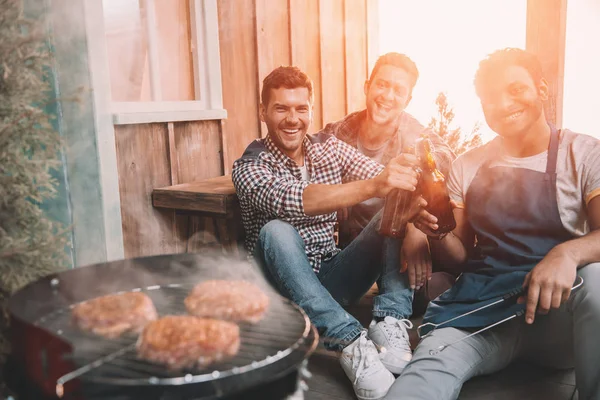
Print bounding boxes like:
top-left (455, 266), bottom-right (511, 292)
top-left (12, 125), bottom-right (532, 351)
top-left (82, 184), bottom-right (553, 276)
top-left (474, 48), bottom-right (544, 95)
top-left (261, 66), bottom-right (314, 106)
top-left (369, 52), bottom-right (419, 88)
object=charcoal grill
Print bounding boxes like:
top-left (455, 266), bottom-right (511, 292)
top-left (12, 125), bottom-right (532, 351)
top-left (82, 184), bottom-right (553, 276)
top-left (6, 253), bottom-right (318, 400)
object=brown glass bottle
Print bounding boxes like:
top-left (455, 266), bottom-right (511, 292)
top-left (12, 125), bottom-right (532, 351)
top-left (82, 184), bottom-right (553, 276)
top-left (378, 145), bottom-right (416, 239)
top-left (416, 136), bottom-right (456, 234)
top-left (378, 188), bottom-right (414, 239)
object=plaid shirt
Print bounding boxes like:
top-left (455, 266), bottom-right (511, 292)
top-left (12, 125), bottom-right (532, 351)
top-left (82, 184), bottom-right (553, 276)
top-left (232, 132), bottom-right (384, 273)
top-left (322, 110), bottom-right (456, 244)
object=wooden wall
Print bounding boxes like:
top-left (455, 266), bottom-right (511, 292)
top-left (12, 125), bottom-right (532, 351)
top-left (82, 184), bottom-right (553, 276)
top-left (217, 0), bottom-right (375, 173)
top-left (113, 0), bottom-right (569, 259)
top-left (526, 0), bottom-right (567, 128)
top-left (115, 121), bottom-right (224, 258)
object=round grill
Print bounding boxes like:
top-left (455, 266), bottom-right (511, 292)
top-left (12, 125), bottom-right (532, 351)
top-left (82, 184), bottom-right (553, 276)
top-left (7, 254), bottom-right (318, 399)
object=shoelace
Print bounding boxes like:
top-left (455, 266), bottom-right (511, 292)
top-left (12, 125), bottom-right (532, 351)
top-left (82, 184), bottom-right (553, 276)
top-left (352, 332), bottom-right (382, 384)
top-left (383, 318), bottom-right (414, 350)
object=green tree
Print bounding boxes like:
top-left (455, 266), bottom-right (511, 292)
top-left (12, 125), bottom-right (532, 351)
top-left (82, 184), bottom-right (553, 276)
top-left (0, 0), bottom-right (69, 366)
top-left (428, 92), bottom-right (483, 155)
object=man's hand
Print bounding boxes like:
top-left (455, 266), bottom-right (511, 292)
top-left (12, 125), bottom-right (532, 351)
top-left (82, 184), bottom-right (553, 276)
top-left (517, 247), bottom-right (578, 324)
top-left (412, 200), bottom-right (459, 239)
top-left (401, 225), bottom-right (432, 290)
top-left (375, 153), bottom-right (419, 198)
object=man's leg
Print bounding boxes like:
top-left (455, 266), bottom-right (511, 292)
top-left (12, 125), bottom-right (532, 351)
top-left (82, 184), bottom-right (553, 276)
top-left (384, 320), bottom-right (520, 400)
top-left (520, 263), bottom-right (600, 400)
top-left (319, 210), bottom-right (413, 319)
top-left (254, 220), bottom-right (363, 350)
top-left (571, 263), bottom-right (600, 400)
top-left (319, 210), bottom-right (415, 375)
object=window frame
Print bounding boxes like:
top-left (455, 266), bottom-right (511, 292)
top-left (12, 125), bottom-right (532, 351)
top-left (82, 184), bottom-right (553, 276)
top-left (96, 0), bottom-right (226, 125)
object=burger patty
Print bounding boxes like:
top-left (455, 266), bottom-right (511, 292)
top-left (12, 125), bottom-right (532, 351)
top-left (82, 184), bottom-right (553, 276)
top-left (184, 280), bottom-right (269, 323)
top-left (71, 292), bottom-right (158, 339)
top-left (136, 315), bottom-right (240, 369)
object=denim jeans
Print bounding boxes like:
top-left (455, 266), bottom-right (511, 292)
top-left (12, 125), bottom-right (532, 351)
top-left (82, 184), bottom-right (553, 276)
top-left (254, 211), bottom-right (413, 351)
top-left (383, 262), bottom-right (600, 400)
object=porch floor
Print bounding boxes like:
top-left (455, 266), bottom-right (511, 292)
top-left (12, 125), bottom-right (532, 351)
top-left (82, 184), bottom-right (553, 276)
top-left (304, 287), bottom-right (578, 400)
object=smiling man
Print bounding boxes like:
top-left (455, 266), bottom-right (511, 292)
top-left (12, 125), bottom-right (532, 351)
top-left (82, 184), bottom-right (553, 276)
top-left (233, 66), bottom-right (425, 399)
top-left (384, 48), bottom-right (600, 400)
top-left (320, 52), bottom-right (456, 339)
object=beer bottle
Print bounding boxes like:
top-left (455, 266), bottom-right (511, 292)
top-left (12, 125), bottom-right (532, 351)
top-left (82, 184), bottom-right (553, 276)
top-left (416, 135), bottom-right (456, 234)
top-left (378, 146), bottom-right (416, 239)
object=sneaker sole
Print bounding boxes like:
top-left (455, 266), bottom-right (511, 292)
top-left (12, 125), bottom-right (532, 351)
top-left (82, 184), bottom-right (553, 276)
top-left (354, 372), bottom-right (395, 400)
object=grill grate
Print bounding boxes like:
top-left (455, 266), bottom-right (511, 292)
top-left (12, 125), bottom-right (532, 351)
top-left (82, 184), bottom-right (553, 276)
top-left (34, 283), bottom-right (311, 389)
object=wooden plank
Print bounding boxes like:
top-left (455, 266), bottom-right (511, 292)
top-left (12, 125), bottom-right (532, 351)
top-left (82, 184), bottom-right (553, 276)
top-left (255, 0), bottom-right (291, 137)
top-left (305, 353), bottom-right (355, 400)
top-left (526, 0), bottom-right (567, 127)
top-left (115, 123), bottom-right (184, 257)
top-left (152, 175), bottom-right (237, 215)
top-left (167, 122), bottom-right (179, 185)
top-left (217, 0), bottom-right (261, 174)
top-left (112, 109), bottom-right (227, 125)
top-left (289, 0), bottom-right (323, 132)
top-left (173, 120), bottom-right (223, 183)
top-left (365, 0), bottom-right (379, 75)
top-left (344, 0), bottom-right (368, 114)
top-left (319, 0), bottom-right (347, 125)
top-left (72, 0), bottom-right (125, 263)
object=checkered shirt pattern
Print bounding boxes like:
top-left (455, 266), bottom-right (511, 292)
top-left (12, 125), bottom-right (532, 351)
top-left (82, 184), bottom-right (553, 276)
top-left (232, 132), bottom-right (384, 273)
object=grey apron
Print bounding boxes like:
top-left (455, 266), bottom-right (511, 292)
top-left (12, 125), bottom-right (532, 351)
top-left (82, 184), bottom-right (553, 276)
top-left (422, 126), bottom-right (574, 332)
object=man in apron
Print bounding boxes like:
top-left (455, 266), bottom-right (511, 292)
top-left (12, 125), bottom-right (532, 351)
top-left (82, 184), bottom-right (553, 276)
top-left (384, 48), bottom-right (600, 400)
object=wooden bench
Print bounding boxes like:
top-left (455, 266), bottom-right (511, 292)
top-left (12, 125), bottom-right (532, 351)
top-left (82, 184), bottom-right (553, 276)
top-left (152, 175), bottom-right (243, 256)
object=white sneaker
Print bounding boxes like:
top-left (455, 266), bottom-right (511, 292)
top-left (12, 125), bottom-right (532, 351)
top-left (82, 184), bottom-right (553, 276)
top-left (368, 316), bottom-right (413, 374)
top-left (340, 331), bottom-right (395, 400)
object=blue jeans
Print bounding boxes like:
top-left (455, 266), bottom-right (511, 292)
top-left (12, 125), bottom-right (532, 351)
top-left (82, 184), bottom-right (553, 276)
top-left (254, 211), bottom-right (413, 351)
top-left (383, 262), bottom-right (600, 400)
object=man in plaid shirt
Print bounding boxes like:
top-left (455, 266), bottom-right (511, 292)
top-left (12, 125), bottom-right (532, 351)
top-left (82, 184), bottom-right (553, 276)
top-left (233, 66), bottom-right (423, 399)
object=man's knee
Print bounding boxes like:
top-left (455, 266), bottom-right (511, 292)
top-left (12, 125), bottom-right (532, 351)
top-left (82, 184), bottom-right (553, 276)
top-left (573, 262), bottom-right (600, 313)
top-left (258, 220), bottom-right (302, 248)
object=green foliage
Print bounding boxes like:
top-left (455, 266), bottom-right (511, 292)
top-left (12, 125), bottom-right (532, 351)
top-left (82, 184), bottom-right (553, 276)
top-left (0, 0), bottom-right (69, 367)
top-left (428, 92), bottom-right (483, 155)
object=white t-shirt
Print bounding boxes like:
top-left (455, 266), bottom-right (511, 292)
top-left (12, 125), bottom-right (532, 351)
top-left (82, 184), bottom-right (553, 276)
top-left (448, 129), bottom-right (600, 236)
top-left (299, 157), bottom-right (310, 181)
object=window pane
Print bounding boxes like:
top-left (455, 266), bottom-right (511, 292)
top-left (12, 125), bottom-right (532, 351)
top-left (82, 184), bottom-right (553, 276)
top-left (154, 0), bottom-right (195, 101)
top-left (103, 0), bottom-right (195, 102)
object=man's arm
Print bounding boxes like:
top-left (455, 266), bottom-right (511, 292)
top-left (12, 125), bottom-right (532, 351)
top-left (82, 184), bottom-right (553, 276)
top-left (303, 153), bottom-right (419, 215)
top-left (233, 151), bottom-right (419, 218)
top-left (521, 195), bottom-right (600, 324)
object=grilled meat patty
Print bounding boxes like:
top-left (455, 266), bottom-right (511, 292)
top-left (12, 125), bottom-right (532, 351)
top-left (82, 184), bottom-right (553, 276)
top-left (137, 315), bottom-right (240, 369)
top-left (71, 292), bottom-right (158, 339)
top-left (184, 280), bottom-right (269, 323)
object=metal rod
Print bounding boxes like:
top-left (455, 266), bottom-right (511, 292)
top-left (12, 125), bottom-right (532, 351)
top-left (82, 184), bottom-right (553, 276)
top-left (418, 275), bottom-right (584, 339)
top-left (429, 311), bottom-right (525, 356)
top-left (56, 343), bottom-right (136, 397)
top-left (418, 296), bottom-right (509, 339)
